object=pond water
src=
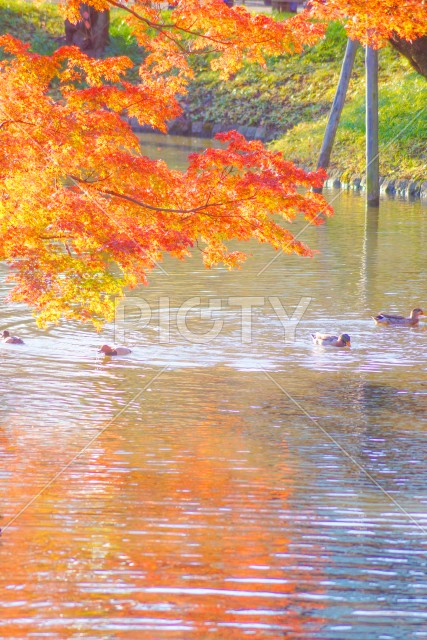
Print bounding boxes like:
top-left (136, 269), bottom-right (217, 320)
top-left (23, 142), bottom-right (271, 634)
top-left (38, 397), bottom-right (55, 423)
top-left (0, 133), bottom-right (426, 639)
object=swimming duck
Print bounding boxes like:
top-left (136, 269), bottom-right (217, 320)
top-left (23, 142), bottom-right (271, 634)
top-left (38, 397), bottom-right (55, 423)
top-left (98, 344), bottom-right (132, 356)
top-left (372, 308), bottom-right (424, 327)
top-left (311, 333), bottom-right (351, 347)
top-left (2, 330), bottom-right (24, 344)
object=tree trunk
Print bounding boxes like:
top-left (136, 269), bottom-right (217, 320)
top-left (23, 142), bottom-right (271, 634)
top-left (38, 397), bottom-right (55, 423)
top-left (390, 34), bottom-right (427, 79)
top-left (65, 4), bottom-right (110, 58)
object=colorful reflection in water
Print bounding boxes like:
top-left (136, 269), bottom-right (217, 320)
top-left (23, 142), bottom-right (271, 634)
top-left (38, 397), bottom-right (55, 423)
top-left (0, 134), bottom-right (426, 638)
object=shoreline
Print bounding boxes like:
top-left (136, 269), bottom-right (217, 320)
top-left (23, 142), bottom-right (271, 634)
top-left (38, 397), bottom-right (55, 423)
top-left (131, 118), bottom-right (427, 202)
top-left (322, 171), bottom-right (427, 201)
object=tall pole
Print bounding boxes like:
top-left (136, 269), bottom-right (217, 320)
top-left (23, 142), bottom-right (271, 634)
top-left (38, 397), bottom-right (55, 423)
top-left (366, 47), bottom-right (380, 207)
top-left (314, 38), bottom-right (359, 192)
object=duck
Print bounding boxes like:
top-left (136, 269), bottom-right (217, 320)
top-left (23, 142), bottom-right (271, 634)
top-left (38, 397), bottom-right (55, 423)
top-left (2, 330), bottom-right (24, 344)
top-left (98, 344), bottom-right (132, 356)
top-left (311, 333), bottom-right (351, 347)
top-left (372, 308), bottom-right (424, 327)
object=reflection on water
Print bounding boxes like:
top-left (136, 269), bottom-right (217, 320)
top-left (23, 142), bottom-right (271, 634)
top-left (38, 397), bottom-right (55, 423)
top-left (0, 133), bottom-right (426, 638)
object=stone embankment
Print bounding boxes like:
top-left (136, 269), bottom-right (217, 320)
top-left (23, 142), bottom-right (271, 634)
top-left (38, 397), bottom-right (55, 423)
top-left (129, 117), bottom-right (270, 142)
top-left (323, 172), bottom-right (427, 201)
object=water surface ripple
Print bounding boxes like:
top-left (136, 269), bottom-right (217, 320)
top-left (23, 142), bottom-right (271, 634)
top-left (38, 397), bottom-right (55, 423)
top-left (0, 134), bottom-right (426, 639)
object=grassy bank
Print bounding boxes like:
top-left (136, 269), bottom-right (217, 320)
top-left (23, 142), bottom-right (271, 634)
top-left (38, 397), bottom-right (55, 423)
top-left (270, 39), bottom-right (427, 180)
top-left (184, 22), bottom-right (427, 180)
top-left (1, 1), bottom-right (426, 179)
top-left (0, 0), bottom-right (62, 53)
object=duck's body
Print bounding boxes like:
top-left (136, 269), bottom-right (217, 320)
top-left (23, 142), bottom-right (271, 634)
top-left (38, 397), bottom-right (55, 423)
top-left (98, 344), bottom-right (131, 356)
top-left (372, 308), bottom-right (424, 327)
top-left (311, 333), bottom-right (351, 348)
top-left (2, 330), bottom-right (24, 344)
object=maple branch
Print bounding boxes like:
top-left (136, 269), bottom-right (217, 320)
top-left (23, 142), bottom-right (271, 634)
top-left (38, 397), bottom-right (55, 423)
top-left (68, 174), bottom-right (256, 215)
top-left (97, 187), bottom-right (256, 216)
top-left (64, 242), bottom-right (73, 258)
top-left (195, 239), bottom-right (204, 253)
top-left (0, 120), bottom-right (35, 130)
top-left (107, 0), bottom-right (236, 48)
top-left (199, 166), bottom-right (232, 209)
top-left (39, 236), bottom-right (75, 240)
top-left (107, 0), bottom-right (189, 53)
top-left (75, 172), bottom-right (112, 185)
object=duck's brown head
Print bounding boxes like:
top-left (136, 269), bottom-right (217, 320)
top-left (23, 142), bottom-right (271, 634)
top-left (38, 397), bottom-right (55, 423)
top-left (339, 334), bottom-right (351, 347)
top-left (2, 331), bottom-right (10, 338)
top-left (98, 344), bottom-right (114, 355)
top-left (410, 308), bottom-right (424, 319)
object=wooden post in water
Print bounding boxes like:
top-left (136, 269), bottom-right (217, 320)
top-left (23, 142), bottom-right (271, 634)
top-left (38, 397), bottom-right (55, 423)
top-left (359, 205), bottom-right (380, 307)
top-left (366, 47), bottom-right (380, 207)
top-left (314, 38), bottom-right (359, 192)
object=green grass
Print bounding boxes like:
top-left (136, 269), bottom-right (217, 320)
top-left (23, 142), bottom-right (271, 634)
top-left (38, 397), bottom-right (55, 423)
top-left (107, 11), bottom-right (143, 64)
top-left (0, 0), bottom-right (141, 59)
top-left (182, 23), bottom-right (363, 135)
top-left (0, 0), bottom-right (63, 54)
top-left (0, 2), bottom-right (426, 179)
top-left (183, 21), bottom-right (427, 179)
top-left (271, 46), bottom-right (427, 179)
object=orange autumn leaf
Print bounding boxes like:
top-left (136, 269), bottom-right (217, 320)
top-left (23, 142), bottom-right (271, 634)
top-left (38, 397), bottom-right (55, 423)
top-left (0, 30), bottom-right (331, 327)
top-left (0, 1), bottom-right (336, 327)
top-left (3, 0), bottom-right (425, 327)
top-left (305, 0), bottom-right (427, 48)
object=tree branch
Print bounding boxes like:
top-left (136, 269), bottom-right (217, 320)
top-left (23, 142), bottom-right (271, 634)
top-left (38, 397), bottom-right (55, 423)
top-left (99, 187), bottom-right (256, 216)
top-left (68, 174), bottom-right (256, 215)
top-left (0, 120), bottom-right (35, 130)
top-left (106, 0), bottom-right (236, 48)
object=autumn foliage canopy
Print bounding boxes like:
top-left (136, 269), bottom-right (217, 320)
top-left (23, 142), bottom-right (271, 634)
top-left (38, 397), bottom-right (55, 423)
top-left (0, 0), bottom-right (424, 325)
top-left (306, 0), bottom-right (427, 47)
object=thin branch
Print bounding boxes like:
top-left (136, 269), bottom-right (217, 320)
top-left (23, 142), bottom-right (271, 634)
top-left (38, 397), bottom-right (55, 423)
top-left (64, 242), bottom-right (73, 258)
top-left (107, 0), bottom-right (189, 52)
top-left (100, 187), bottom-right (256, 216)
top-left (0, 120), bottom-right (35, 130)
top-left (39, 236), bottom-right (76, 240)
top-left (108, 1), bottom-right (280, 50)
top-left (106, 0), bottom-right (236, 48)
top-left (68, 174), bottom-right (256, 215)
top-left (72, 172), bottom-right (112, 185)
